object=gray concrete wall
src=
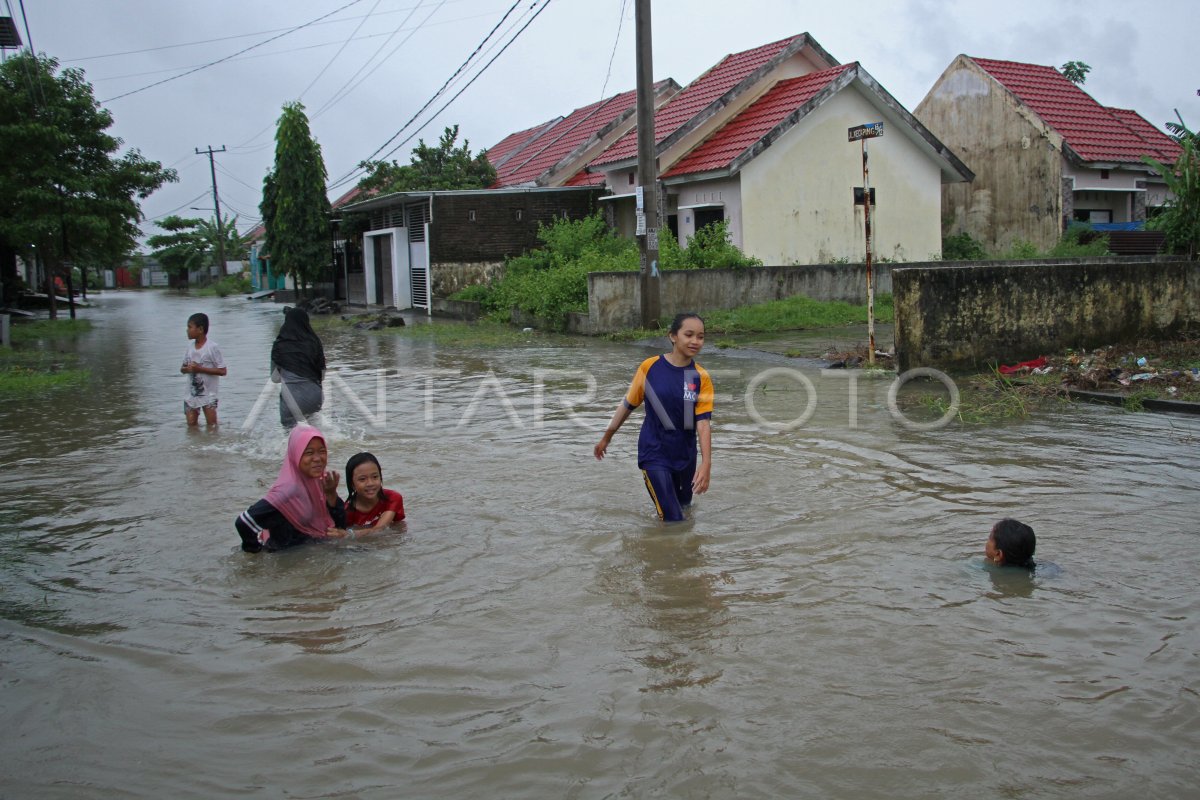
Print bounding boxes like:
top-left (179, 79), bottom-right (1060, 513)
top-left (893, 256), bottom-right (1200, 373)
top-left (432, 261), bottom-right (504, 298)
top-left (586, 263), bottom-right (893, 332)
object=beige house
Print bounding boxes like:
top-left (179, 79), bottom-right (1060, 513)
top-left (915, 55), bottom-right (1182, 251)
top-left (585, 34), bottom-right (972, 264)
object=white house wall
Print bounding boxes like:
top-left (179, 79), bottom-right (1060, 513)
top-left (740, 88), bottom-right (943, 264)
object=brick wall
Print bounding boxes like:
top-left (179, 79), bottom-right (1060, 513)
top-left (430, 189), bottom-right (603, 264)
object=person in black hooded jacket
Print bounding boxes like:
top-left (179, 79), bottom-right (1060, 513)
top-left (271, 307), bottom-right (326, 428)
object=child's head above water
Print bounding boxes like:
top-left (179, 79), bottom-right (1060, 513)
top-left (187, 312), bottom-right (210, 337)
top-left (345, 452), bottom-right (383, 503)
top-left (986, 518), bottom-right (1036, 568)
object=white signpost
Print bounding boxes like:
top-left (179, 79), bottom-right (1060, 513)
top-left (848, 122), bottom-right (883, 364)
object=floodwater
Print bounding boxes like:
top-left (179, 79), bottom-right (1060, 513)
top-left (1, 291), bottom-right (1198, 799)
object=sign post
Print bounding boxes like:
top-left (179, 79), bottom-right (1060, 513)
top-left (848, 122), bottom-right (883, 364)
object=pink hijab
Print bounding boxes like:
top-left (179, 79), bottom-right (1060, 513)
top-left (264, 425), bottom-right (334, 537)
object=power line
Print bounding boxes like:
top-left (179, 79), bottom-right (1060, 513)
top-left (327, 0), bottom-right (548, 190)
top-left (311, 0), bottom-right (446, 120)
top-left (360, 0), bottom-right (554, 173)
top-left (297, 0), bottom-right (384, 101)
top-left (600, 0), bottom-right (629, 101)
top-left (146, 190), bottom-right (213, 223)
top-left (63, 0), bottom-right (482, 62)
top-left (324, 0), bottom-right (518, 154)
top-left (99, 0), bottom-right (370, 104)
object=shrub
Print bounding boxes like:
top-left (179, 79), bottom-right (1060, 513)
top-left (675, 221), bottom-right (762, 269)
top-left (1048, 223), bottom-right (1110, 257)
top-left (942, 231), bottom-right (987, 260)
top-left (481, 213), bottom-right (760, 328)
top-left (450, 283), bottom-right (494, 303)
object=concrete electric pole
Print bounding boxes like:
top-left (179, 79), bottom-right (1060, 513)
top-left (634, 0), bottom-right (661, 328)
top-left (196, 145), bottom-right (228, 284)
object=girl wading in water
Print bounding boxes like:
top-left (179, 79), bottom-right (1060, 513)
top-left (594, 313), bottom-right (714, 522)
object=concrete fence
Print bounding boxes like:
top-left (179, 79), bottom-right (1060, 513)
top-left (583, 263), bottom-right (892, 333)
top-left (892, 256), bottom-right (1200, 373)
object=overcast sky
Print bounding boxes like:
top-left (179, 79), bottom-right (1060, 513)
top-left (8, 0), bottom-right (1196, 242)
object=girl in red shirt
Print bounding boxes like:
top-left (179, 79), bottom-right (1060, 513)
top-left (336, 452), bottom-right (406, 539)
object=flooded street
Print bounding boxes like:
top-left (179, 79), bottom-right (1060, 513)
top-left (2, 291), bottom-right (1198, 798)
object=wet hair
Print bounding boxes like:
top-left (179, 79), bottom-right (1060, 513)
top-left (668, 312), bottom-right (704, 336)
top-left (991, 518), bottom-right (1036, 568)
top-left (188, 313), bottom-right (209, 334)
top-left (344, 452), bottom-right (383, 505)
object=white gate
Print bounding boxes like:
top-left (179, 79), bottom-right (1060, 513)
top-left (407, 204), bottom-right (431, 312)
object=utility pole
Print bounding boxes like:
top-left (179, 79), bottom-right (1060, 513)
top-left (634, 0), bottom-right (660, 328)
top-left (196, 145), bottom-right (227, 284)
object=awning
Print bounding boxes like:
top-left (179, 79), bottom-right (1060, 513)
top-left (598, 192), bottom-right (637, 202)
top-left (677, 202), bottom-right (725, 210)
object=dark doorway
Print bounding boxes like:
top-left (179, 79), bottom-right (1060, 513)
top-left (694, 207), bottom-right (724, 232)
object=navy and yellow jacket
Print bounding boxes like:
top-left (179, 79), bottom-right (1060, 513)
top-left (623, 355), bottom-right (714, 471)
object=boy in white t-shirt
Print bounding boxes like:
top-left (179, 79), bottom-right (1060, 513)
top-left (181, 312), bottom-right (227, 426)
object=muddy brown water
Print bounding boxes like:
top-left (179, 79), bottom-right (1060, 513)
top-left (1, 291), bottom-right (1197, 798)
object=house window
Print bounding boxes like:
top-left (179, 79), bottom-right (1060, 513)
top-left (628, 173), bottom-right (635, 186)
top-left (853, 187), bottom-right (877, 206)
top-left (1074, 209), bottom-right (1112, 223)
top-left (468, 210), bottom-right (476, 222)
top-left (1100, 169), bottom-right (1110, 179)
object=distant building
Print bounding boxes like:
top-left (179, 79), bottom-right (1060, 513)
top-left (915, 55), bottom-right (1182, 251)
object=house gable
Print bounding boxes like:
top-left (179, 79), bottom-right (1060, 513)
top-left (589, 33), bottom-right (840, 174)
top-left (661, 63), bottom-right (972, 186)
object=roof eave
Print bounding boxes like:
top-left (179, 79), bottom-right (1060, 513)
top-left (661, 168), bottom-right (733, 186)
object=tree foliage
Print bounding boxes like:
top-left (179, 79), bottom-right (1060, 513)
top-left (1061, 61), bottom-right (1091, 85)
top-left (1142, 118), bottom-right (1199, 257)
top-left (357, 125), bottom-right (496, 194)
top-left (0, 52), bottom-right (176, 308)
top-left (146, 214), bottom-right (249, 283)
top-left (261, 102), bottom-right (330, 294)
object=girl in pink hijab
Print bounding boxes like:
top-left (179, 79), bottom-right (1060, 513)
top-left (236, 426), bottom-right (348, 552)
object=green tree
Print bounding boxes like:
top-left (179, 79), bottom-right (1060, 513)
top-left (261, 102), bottom-right (330, 296)
top-left (1143, 117), bottom-right (1199, 257)
top-left (358, 125), bottom-right (496, 194)
top-left (1061, 61), bottom-right (1091, 85)
top-left (147, 214), bottom-right (248, 286)
top-left (146, 216), bottom-right (209, 285)
top-left (0, 52), bottom-right (176, 313)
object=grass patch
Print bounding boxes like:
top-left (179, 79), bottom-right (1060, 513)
top-left (1, 319), bottom-right (93, 395)
top-left (8, 318), bottom-right (92, 344)
top-left (693, 293), bottom-right (893, 335)
top-left (194, 275), bottom-right (252, 297)
top-left (602, 294), bottom-right (894, 341)
top-left (0, 350), bottom-right (89, 394)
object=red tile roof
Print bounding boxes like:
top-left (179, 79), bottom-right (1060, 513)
top-left (661, 65), bottom-right (851, 178)
top-left (491, 88), bottom-right (641, 187)
top-left (564, 169), bottom-right (607, 186)
top-left (330, 186), bottom-right (365, 209)
top-left (972, 57), bottom-right (1182, 165)
top-left (1108, 107), bottom-right (1183, 164)
top-left (590, 35), bottom-right (812, 169)
top-left (487, 120), bottom-right (561, 174)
